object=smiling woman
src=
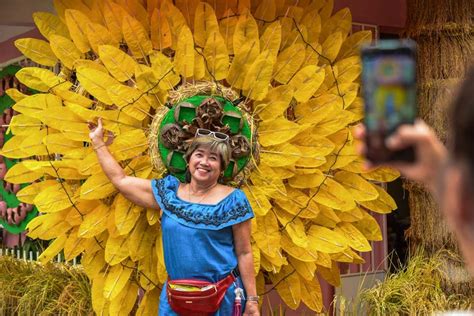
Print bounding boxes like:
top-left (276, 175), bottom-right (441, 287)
top-left (88, 117), bottom-right (259, 316)
top-left (184, 134), bottom-right (231, 184)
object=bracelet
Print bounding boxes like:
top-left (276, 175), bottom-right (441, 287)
top-left (93, 143), bottom-right (107, 150)
top-left (247, 295), bottom-right (259, 302)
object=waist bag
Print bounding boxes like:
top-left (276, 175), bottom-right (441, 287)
top-left (167, 268), bottom-right (239, 316)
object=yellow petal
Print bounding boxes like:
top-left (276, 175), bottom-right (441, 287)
top-left (14, 38), bottom-right (58, 67)
top-left (320, 8), bottom-right (352, 43)
top-left (334, 170), bottom-right (379, 202)
top-left (135, 287), bottom-right (160, 316)
top-left (64, 9), bottom-right (92, 53)
top-left (33, 182), bottom-right (75, 213)
top-left (254, 85), bottom-right (293, 120)
top-left (307, 225), bottom-right (348, 253)
top-left (100, 0), bottom-right (124, 43)
top-left (203, 31), bottom-right (229, 80)
top-left (275, 207), bottom-right (308, 248)
top-left (99, 45), bottom-right (137, 82)
top-left (268, 264), bottom-right (301, 310)
top-left (242, 50), bottom-right (276, 100)
top-left (288, 65), bottom-right (325, 102)
top-left (300, 277), bottom-right (323, 312)
top-left (33, 11), bottom-right (70, 40)
top-left (317, 261), bottom-right (341, 287)
top-left (91, 272), bottom-right (110, 315)
top-left (252, 212), bottom-right (281, 258)
top-left (16, 180), bottom-right (57, 204)
top-left (289, 257), bottom-right (316, 281)
top-left (273, 43), bottom-right (305, 84)
top-left (151, 9), bottom-right (172, 50)
top-left (109, 280), bottom-right (139, 316)
top-left (233, 11), bottom-right (259, 55)
top-left (113, 193), bottom-right (142, 235)
top-left (103, 260), bottom-right (134, 300)
top-left (260, 143), bottom-right (302, 167)
top-left (16, 67), bottom-right (71, 93)
top-left (78, 203), bottom-right (110, 238)
top-left (63, 227), bottom-right (87, 261)
top-left (43, 132), bottom-right (82, 154)
top-left (352, 209), bottom-right (383, 241)
top-left (193, 2), bottom-right (219, 47)
top-left (128, 216), bottom-right (157, 261)
top-left (37, 233), bottom-right (68, 264)
top-left (86, 22), bottom-right (118, 54)
top-left (227, 39), bottom-right (259, 89)
top-left (149, 51), bottom-right (181, 89)
top-left (358, 184), bottom-right (397, 214)
top-left (288, 170), bottom-right (324, 189)
top-left (105, 234), bottom-right (130, 265)
top-left (122, 15), bottom-right (153, 59)
top-left (8, 114), bottom-right (42, 136)
top-left (361, 166), bottom-right (400, 182)
top-left (82, 249), bottom-right (106, 279)
top-left (337, 30), bottom-right (372, 60)
top-left (259, 21), bottom-right (281, 57)
top-left (77, 67), bottom-right (120, 104)
top-left (259, 117), bottom-right (304, 147)
top-left (321, 31), bottom-right (343, 63)
top-left (281, 232), bottom-right (318, 262)
top-left (311, 177), bottom-right (356, 211)
top-left (335, 222), bottom-right (372, 252)
top-left (80, 172), bottom-right (117, 200)
top-left (174, 25), bottom-right (195, 78)
top-left (50, 34), bottom-right (83, 69)
top-left (243, 186), bottom-right (272, 217)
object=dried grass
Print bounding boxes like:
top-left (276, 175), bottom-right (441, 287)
top-left (0, 256), bottom-right (92, 316)
top-left (402, 0), bottom-right (473, 295)
top-left (360, 249), bottom-right (472, 315)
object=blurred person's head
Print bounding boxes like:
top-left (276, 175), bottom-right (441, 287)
top-left (441, 65), bottom-right (474, 274)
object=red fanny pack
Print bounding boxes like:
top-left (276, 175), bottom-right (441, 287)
top-left (167, 272), bottom-right (236, 316)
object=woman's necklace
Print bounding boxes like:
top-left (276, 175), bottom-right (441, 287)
top-left (187, 182), bottom-right (218, 204)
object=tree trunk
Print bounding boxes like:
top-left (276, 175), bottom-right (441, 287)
top-left (404, 0), bottom-right (473, 294)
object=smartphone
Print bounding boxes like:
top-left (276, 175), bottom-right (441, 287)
top-left (361, 39), bottom-right (417, 163)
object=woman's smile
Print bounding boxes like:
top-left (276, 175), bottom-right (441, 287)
top-left (189, 147), bottom-right (221, 183)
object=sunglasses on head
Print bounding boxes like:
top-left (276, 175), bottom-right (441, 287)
top-left (195, 128), bottom-right (229, 142)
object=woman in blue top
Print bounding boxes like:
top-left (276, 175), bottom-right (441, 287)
top-left (89, 118), bottom-right (259, 316)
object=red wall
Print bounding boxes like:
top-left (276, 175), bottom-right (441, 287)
top-left (334, 0), bottom-right (407, 33)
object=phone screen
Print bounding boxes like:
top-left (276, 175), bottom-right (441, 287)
top-left (361, 41), bottom-right (417, 163)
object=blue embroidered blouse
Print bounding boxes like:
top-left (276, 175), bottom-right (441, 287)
top-left (151, 175), bottom-right (254, 315)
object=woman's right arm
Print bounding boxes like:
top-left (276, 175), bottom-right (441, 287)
top-left (89, 118), bottom-right (159, 209)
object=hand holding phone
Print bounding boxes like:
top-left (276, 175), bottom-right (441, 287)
top-left (361, 40), bottom-right (417, 163)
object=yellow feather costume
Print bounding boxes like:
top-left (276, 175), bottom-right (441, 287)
top-left (2, 0), bottom-right (400, 313)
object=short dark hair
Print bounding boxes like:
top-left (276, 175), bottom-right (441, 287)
top-left (450, 65), bottom-right (474, 181)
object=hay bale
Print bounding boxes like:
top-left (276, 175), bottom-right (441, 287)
top-left (403, 0), bottom-right (474, 295)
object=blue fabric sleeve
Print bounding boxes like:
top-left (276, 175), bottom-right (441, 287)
top-left (150, 176), bottom-right (254, 230)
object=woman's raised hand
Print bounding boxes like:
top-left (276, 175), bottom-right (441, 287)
top-left (88, 117), bottom-right (105, 145)
top-left (88, 118), bottom-right (114, 148)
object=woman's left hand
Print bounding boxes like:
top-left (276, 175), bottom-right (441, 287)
top-left (244, 301), bottom-right (260, 316)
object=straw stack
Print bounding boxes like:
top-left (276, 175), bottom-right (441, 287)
top-left (404, 0), bottom-right (473, 294)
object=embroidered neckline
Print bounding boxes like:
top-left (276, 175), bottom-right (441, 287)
top-left (175, 183), bottom-right (237, 207)
top-left (154, 176), bottom-right (252, 228)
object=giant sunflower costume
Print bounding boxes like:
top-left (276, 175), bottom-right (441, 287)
top-left (1, 0), bottom-right (400, 313)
